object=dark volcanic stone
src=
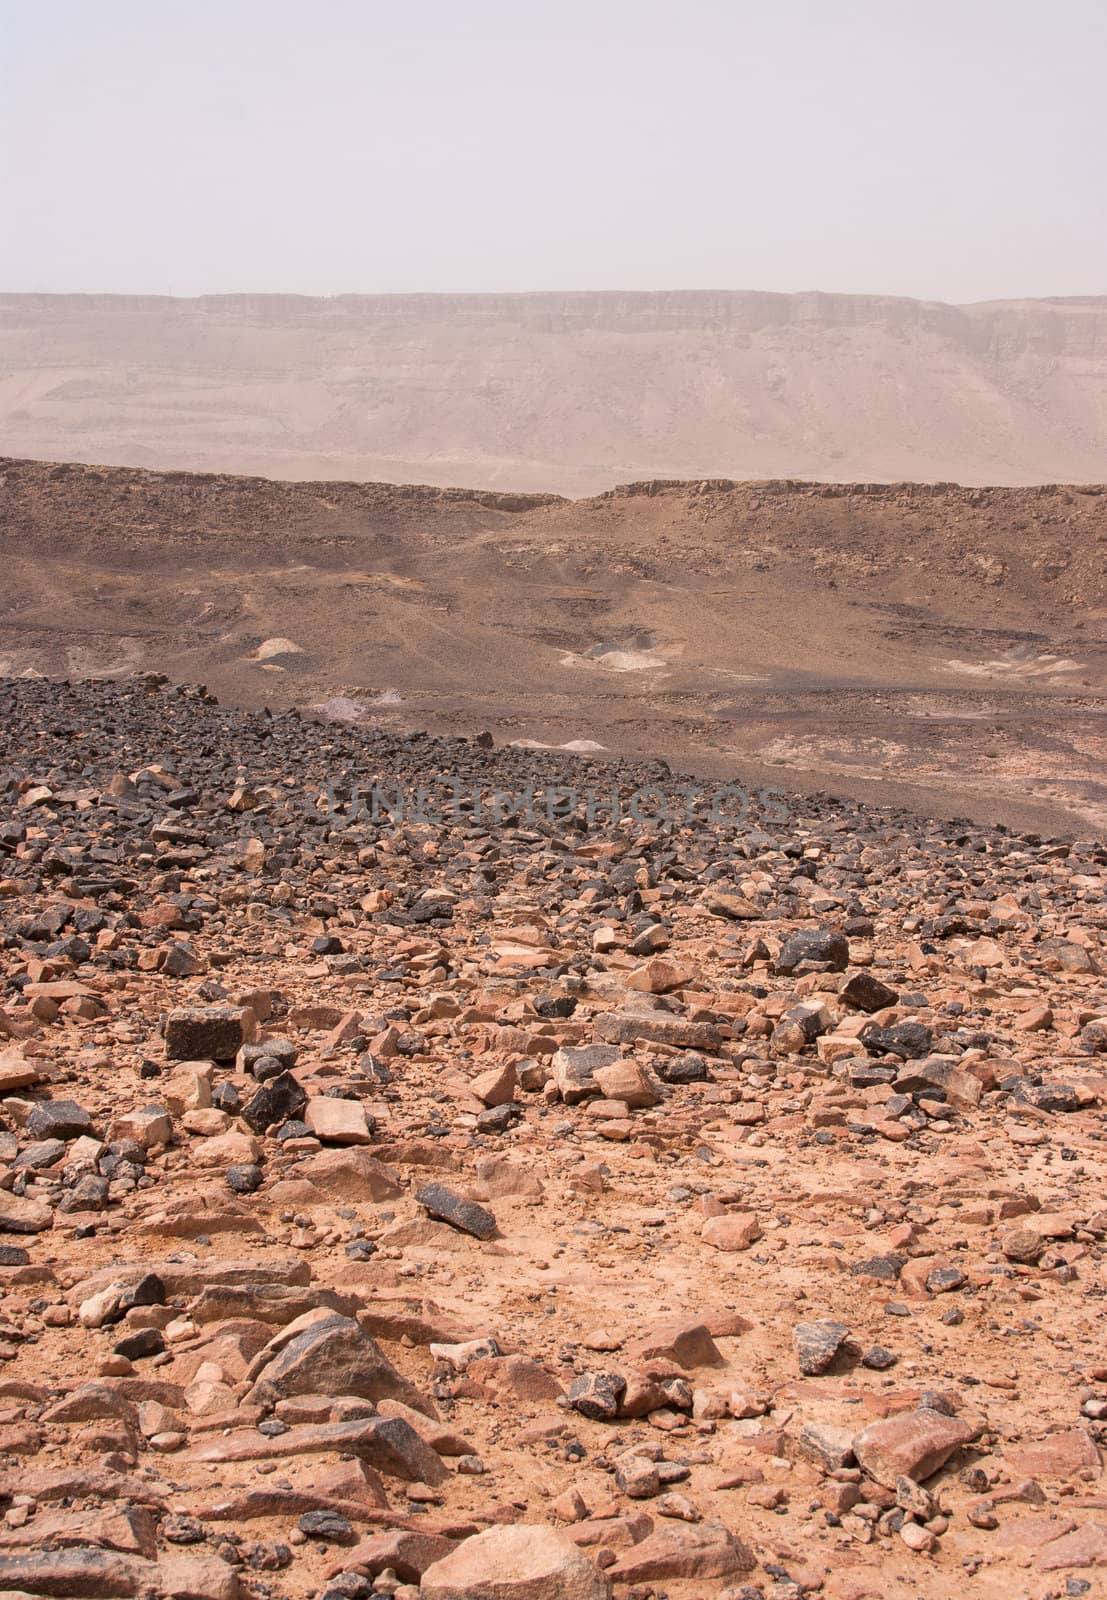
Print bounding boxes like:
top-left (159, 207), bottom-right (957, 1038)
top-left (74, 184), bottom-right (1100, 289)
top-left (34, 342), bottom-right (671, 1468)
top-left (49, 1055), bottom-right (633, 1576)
top-left (161, 1513), bottom-right (205, 1545)
top-left (13, 1139), bottom-right (66, 1170)
top-left (226, 1163), bottom-right (264, 1194)
top-left (775, 928), bottom-right (849, 974)
top-left (568, 1370), bottom-right (627, 1421)
top-left (241, 1072), bottom-right (307, 1134)
top-left (658, 1052), bottom-right (709, 1084)
top-left (125, 1273), bottom-right (167, 1310)
top-left (850, 1254), bottom-right (905, 1282)
top-left (26, 1100), bottom-right (93, 1141)
top-left (58, 1173), bottom-right (109, 1212)
top-left (1013, 1081), bottom-right (1079, 1113)
top-left (794, 1319), bottom-right (850, 1375)
top-left (164, 1005), bottom-right (250, 1061)
top-left (849, 1062), bottom-right (898, 1088)
top-left (345, 1239), bottom-right (377, 1261)
top-left (113, 1327), bottom-right (166, 1360)
top-left (476, 1104), bottom-right (513, 1134)
top-left (927, 1266), bottom-right (967, 1293)
top-left (415, 1183), bottom-right (497, 1240)
top-left (861, 1345), bottom-right (898, 1370)
top-left (862, 1021), bottom-right (934, 1060)
top-left (534, 994), bottom-right (577, 1019)
top-left (275, 1119), bottom-right (311, 1141)
top-left (212, 1082), bottom-right (241, 1112)
top-left (250, 1055), bottom-right (285, 1083)
top-left (297, 1510), bottom-right (355, 1542)
top-left (840, 971), bottom-right (900, 1012)
top-left (238, 1038), bottom-right (298, 1073)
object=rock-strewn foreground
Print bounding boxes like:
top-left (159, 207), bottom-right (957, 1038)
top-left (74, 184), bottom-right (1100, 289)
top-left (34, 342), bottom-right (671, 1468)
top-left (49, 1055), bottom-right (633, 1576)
top-left (0, 675), bottom-right (1105, 1600)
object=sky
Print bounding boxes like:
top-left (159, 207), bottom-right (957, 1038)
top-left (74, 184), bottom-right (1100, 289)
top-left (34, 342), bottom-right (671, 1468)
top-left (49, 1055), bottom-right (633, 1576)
top-left (2, 0), bottom-right (1105, 302)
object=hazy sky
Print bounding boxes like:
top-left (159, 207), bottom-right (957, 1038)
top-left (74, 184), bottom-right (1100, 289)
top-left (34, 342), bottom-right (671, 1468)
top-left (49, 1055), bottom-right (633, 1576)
top-left (3, 0), bottom-right (1105, 301)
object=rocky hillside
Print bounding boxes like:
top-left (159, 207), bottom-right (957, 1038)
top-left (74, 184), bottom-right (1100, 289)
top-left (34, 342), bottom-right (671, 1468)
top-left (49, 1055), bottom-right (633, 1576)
top-left (3, 292), bottom-right (1107, 493)
top-left (0, 675), bottom-right (1105, 1600)
top-left (1, 457), bottom-right (1104, 835)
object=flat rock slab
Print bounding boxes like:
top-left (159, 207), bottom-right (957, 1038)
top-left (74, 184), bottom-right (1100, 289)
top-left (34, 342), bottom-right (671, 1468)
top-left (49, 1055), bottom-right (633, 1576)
top-left (184, 1415), bottom-right (447, 1483)
top-left (593, 1012), bottom-right (722, 1050)
top-left (421, 1524), bottom-right (612, 1599)
top-left (304, 1096), bottom-right (374, 1144)
top-left (0, 1547), bottom-right (240, 1600)
top-left (189, 1282), bottom-right (357, 1325)
top-left (285, 1146), bottom-right (403, 1202)
top-left (0, 1193), bottom-right (53, 1234)
top-left (625, 1319), bottom-right (725, 1369)
top-left (416, 1183), bottom-right (497, 1240)
top-left (702, 891), bottom-right (763, 920)
top-left (69, 1255), bottom-right (311, 1304)
top-left (1037, 1522), bottom-right (1107, 1570)
top-left (331, 1530), bottom-right (459, 1583)
top-left (1005, 1428), bottom-right (1102, 1480)
top-left (0, 1047), bottom-right (45, 1092)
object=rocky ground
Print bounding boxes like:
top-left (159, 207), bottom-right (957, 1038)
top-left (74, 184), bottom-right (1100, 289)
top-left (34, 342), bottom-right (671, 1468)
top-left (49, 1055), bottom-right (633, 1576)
top-left (0, 675), bottom-right (1105, 1600)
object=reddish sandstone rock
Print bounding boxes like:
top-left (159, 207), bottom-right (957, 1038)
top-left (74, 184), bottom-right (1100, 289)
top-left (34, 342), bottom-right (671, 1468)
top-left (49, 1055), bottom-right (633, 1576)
top-left (606, 1520), bottom-right (755, 1582)
top-left (1006, 1428), bottom-right (1102, 1480)
top-left (303, 1096), bottom-right (374, 1144)
top-left (852, 1408), bottom-right (976, 1488)
top-left (332, 1530), bottom-right (459, 1582)
top-left (282, 1146), bottom-right (403, 1201)
top-left (467, 1353), bottom-right (565, 1402)
top-left (626, 1319), bottom-right (725, 1369)
top-left (421, 1524), bottom-right (611, 1599)
top-left (1037, 1522), bottom-right (1107, 1570)
top-left (702, 1212), bottom-right (762, 1252)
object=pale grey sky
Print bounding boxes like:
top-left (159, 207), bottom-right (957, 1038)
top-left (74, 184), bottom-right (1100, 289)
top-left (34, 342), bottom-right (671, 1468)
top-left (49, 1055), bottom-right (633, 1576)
top-left (2, 0), bottom-right (1105, 301)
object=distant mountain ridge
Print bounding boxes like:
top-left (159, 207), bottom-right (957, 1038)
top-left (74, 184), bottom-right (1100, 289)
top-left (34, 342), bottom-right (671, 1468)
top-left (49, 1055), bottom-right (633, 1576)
top-left (2, 290), bottom-right (1106, 493)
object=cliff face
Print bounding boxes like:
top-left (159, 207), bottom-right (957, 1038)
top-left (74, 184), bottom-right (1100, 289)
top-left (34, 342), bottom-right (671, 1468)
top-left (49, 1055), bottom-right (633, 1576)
top-left (2, 291), bottom-right (1107, 494)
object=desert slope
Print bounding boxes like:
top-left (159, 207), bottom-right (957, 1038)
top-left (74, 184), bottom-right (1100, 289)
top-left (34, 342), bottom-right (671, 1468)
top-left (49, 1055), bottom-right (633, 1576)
top-left (2, 291), bottom-right (1107, 493)
top-left (0, 456), bottom-right (1104, 834)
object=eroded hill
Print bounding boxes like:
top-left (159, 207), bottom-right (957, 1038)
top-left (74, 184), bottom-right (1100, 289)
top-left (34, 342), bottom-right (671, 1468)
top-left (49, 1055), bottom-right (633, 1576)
top-left (1, 457), bottom-right (1104, 834)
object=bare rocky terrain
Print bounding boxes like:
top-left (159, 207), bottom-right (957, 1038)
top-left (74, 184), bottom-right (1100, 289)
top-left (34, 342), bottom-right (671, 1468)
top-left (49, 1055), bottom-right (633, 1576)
top-left (0, 674), bottom-right (1105, 1600)
top-left (4, 292), bottom-right (1107, 495)
top-left (1, 456), bottom-right (1104, 837)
